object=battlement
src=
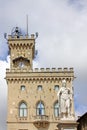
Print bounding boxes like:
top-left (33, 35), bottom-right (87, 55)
top-left (34, 67), bottom-right (73, 72)
top-left (8, 34), bottom-right (35, 40)
top-left (6, 67), bottom-right (74, 81)
top-left (6, 67), bottom-right (74, 73)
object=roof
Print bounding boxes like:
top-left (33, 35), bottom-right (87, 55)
top-left (77, 112), bottom-right (87, 122)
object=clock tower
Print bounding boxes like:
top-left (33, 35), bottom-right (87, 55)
top-left (6, 26), bottom-right (78, 130)
top-left (8, 27), bottom-right (35, 70)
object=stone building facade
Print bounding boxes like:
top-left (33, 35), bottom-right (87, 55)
top-left (6, 27), bottom-right (77, 130)
top-left (77, 112), bottom-right (87, 130)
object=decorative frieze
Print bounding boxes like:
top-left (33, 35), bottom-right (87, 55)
top-left (6, 77), bottom-right (72, 84)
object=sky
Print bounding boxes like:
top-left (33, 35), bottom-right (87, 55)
top-left (0, 0), bottom-right (87, 129)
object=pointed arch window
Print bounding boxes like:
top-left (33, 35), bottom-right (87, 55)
top-left (36, 101), bottom-right (45, 115)
top-left (54, 102), bottom-right (59, 117)
top-left (19, 102), bottom-right (27, 117)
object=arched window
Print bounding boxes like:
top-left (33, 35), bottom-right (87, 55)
top-left (21, 85), bottom-right (25, 91)
top-left (54, 102), bottom-right (59, 117)
top-left (36, 101), bottom-right (45, 115)
top-left (54, 85), bottom-right (59, 91)
top-left (37, 85), bottom-right (42, 91)
top-left (19, 102), bottom-right (27, 117)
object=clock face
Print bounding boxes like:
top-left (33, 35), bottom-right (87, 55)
top-left (19, 62), bottom-right (24, 68)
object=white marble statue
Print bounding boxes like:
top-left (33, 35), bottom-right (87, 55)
top-left (57, 79), bottom-right (72, 119)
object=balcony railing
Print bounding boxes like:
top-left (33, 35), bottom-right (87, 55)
top-left (34, 115), bottom-right (49, 121)
top-left (33, 115), bottom-right (49, 128)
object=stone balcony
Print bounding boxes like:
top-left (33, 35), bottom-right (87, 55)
top-left (33, 115), bottom-right (50, 128)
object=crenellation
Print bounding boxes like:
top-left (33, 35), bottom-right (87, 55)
top-left (8, 34), bottom-right (35, 40)
top-left (46, 68), bottom-right (50, 71)
top-left (6, 67), bottom-right (74, 74)
top-left (6, 68), bottom-right (10, 72)
top-left (40, 68), bottom-right (45, 71)
top-left (19, 35), bottom-right (24, 39)
top-left (31, 34), bottom-right (35, 39)
top-left (63, 67), bottom-right (68, 71)
top-left (69, 67), bottom-right (74, 71)
top-left (58, 68), bottom-right (62, 71)
top-left (34, 68), bottom-right (39, 71)
top-left (8, 35), bottom-right (12, 39)
top-left (52, 68), bottom-right (56, 71)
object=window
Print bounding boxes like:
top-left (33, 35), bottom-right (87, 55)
top-left (21, 85), bottom-right (25, 91)
top-left (36, 101), bottom-right (45, 115)
top-left (19, 102), bottom-right (27, 117)
top-left (54, 102), bottom-right (59, 117)
top-left (54, 85), bottom-right (59, 91)
top-left (37, 85), bottom-right (42, 91)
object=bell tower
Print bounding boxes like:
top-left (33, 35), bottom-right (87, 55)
top-left (8, 27), bottom-right (36, 70)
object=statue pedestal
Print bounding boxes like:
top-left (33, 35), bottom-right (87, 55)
top-left (57, 120), bottom-right (78, 130)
